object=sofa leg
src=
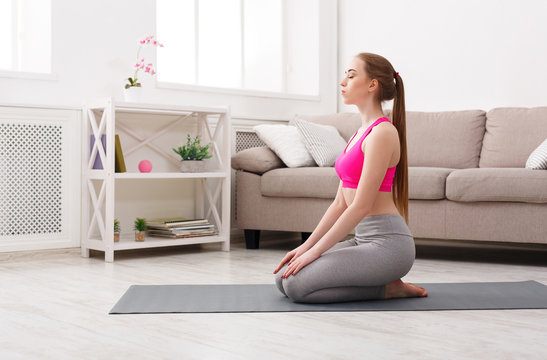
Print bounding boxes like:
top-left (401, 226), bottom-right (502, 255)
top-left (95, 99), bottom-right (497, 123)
top-left (244, 229), bottom-right (260, 249)
top-left (301, 232), bottom-right (312, 244)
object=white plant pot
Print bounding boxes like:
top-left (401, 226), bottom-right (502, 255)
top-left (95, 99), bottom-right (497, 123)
top-left (124, 86), bottom-right (142, 102)
top-left (180, 160), bottom-right (207, 172)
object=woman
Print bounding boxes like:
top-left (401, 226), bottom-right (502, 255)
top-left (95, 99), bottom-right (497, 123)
top-left (273, 53), bottom-right (428, 303)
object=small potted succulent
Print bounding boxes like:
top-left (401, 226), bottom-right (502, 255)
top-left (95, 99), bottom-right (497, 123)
top-left (172, 134), bottom-right (213, 172)
top-left (113, 218), bottom-right (120, 242)
top-left (133, 217), bottom-right (147, 241)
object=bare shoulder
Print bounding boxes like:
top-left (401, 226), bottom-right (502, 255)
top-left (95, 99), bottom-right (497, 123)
top-left (362, 121), bottom-right (399, 152)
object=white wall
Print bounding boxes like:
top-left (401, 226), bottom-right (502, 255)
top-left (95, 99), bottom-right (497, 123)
top-left (0, 0), bottom-right (338, 248)
top-left (337, 0), bottom-right (547, 113)
top-left (4, 0), bottom-right (546, 118)
top-left (0, 0), bottom-right (337, 122)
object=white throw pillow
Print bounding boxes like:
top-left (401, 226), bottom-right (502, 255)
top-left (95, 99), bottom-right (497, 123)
top-left (525, 138), bottom-right (547, 170)
top-left (293, 117), bottom-right (347, 167)
top-left (252, 124), bottom-right (316, 167)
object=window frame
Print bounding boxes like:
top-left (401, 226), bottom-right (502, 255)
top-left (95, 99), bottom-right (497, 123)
top-left (0, 70), bottom-right (57, 81)
top-left (0, 0), bottom-right (54, 79)
top-left (154, 0), bottom-right (327, 101)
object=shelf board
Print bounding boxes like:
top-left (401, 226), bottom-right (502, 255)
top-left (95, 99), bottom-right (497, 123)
top-left (114, 171), bottom-right (228, 179)
top-left (86, 100), bottom-right (228, 116)
top-left (86, 234), bottom-right (226, 251)
top-left (86, 170), bottom-right (228, 179)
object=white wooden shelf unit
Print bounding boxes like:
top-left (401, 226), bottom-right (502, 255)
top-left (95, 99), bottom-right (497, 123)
top-left (81, 98), bottom-right (231, 262)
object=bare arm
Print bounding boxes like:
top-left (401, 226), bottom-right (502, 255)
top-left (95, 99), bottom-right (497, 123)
top-left (273, 181), bottom-right (348, 274)
top-left (301, 181), bottom-right (348, 250)
top-left (309, 205), bottom-right (368, 255)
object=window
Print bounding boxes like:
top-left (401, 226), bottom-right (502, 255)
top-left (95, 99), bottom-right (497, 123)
top-left (0, 0), bottom-right (52, 74)
top-left (156, 0), bottom-right (319, 96)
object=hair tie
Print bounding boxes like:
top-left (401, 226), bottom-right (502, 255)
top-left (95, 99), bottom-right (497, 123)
top-left (393, 71), bottom-right (399, 79)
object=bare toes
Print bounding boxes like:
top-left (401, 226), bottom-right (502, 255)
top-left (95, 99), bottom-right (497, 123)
top-left (407, 282), bottom-right (427, 296)
top-left (409, 282), bottom-right (425, 290)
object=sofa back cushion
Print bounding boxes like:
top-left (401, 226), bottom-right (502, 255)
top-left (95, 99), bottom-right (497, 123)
top-left (294, 110), bottom-right (487, 169)
top-left (385, 109), bottom-right (487, 169)
top-left (479, 106), bottom-right (547, 167)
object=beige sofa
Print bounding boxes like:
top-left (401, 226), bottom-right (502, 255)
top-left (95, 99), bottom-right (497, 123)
top-left (231, 107), bottom-right (547, 249)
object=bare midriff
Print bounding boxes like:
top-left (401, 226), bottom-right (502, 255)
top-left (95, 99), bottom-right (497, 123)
top-left (342, 132), bottom-right (401, 217)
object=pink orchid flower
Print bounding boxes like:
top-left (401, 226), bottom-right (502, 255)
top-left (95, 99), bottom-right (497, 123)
top-left (126, 35), bottom-right (164, 89)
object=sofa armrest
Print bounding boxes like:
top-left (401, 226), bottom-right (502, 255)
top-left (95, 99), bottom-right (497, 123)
top-left (231, 146), bottom-right (285, 174)
top-left (232, 130), bottom-right (285, 174)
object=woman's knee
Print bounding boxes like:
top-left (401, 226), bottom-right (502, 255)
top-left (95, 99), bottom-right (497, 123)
top-left (275, 276), bottom-right (287, 296)
top-left (274, 264), bottom-right (288, 296)
top-left (275, 277), bottom-right (286, 295)
top-left (274, 264), bottom-right (306, 300)
top-left (282, 276), bottom-right (309, 302)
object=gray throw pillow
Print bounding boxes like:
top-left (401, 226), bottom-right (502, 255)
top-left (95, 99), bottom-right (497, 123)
top-left (293, 117), bottom-right (347, 167)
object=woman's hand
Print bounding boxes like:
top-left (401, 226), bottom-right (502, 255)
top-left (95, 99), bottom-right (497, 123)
top-left (273, 243), bottom-right (310, 275)
top-left (280, 248), bottom-right (321, 278)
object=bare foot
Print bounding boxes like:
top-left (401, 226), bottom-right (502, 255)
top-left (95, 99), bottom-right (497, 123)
top-left (384, 279), bottom-right (428, 299)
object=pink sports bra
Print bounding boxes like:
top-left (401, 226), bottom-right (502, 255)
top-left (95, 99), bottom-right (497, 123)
top-left (334, 117), bottom-right (397, 191)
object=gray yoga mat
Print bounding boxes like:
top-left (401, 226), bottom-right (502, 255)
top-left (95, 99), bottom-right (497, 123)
top-left (109, 280), bottom-right (547, 314)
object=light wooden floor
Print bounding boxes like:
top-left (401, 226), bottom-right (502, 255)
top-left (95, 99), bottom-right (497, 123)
top-left (1, 232), bottom-right (546, 360)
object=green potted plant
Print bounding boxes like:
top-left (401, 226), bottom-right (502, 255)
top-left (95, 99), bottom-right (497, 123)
top-left (133, 217), bottom-right (147, 241)
top-left (172, 134), bottom-right (213, 172)
top-left (114, 218), bottom-right (121, 242)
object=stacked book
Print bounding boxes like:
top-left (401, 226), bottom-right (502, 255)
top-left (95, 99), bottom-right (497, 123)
top-left (146, 217), bottom-right (218, 238)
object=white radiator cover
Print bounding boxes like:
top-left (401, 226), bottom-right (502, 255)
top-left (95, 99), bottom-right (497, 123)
top-left (0, 105), bottom-right (81, 252)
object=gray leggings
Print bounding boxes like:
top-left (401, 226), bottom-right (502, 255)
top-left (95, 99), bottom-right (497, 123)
top-left (274, 214), bottom-right (415, 303)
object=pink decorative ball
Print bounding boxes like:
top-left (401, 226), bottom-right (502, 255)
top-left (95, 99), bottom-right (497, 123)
top-left (138, 160), bottom-right (152, 173)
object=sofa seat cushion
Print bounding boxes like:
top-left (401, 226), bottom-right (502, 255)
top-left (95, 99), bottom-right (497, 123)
top-left (261, 167), bottom-right (339, 198)
top-left (261, 166), bottom-right (458, 200)
top-left (409, 167), bottom-right (455, 200)
top-left (446, 168), bottom-right (547, 203)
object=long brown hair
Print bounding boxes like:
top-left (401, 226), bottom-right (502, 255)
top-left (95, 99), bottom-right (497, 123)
top-left (355, 53), bottom-right (409, 225)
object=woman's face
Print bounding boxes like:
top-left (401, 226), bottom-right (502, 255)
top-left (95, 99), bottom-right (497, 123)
top-left (339, 57), bottom-right (375, 105)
